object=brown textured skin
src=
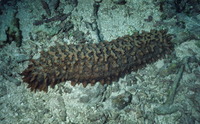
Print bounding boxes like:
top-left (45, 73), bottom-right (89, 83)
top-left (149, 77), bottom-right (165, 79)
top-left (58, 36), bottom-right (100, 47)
top-left (21, 29), bottom-right (173, 92)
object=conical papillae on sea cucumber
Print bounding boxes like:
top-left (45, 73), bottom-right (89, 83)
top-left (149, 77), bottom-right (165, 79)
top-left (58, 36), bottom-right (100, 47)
top-left (21, 29), bottom-right (173, 92)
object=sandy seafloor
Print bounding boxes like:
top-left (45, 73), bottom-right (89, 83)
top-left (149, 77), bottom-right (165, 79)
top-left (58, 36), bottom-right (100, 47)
top-left (0, 0), bottom-right (200, 124)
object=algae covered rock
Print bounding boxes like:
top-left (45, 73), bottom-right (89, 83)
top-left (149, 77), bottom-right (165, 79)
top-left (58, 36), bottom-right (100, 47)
top-left (5, 11), bottom-right (22, 47)
top-left (112, 91), bottom-right (132, 110)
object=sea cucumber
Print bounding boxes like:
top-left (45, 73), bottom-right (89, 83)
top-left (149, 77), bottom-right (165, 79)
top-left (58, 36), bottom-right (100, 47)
top-left (21, 29), bottom-right (174, 92)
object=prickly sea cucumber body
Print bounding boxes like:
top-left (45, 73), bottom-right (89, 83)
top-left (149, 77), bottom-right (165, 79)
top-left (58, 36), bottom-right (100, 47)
top-left (21, 29), bottom-right (173, 92)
